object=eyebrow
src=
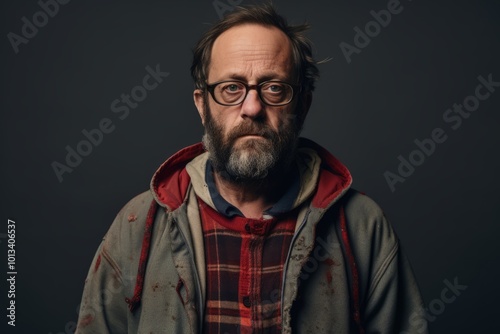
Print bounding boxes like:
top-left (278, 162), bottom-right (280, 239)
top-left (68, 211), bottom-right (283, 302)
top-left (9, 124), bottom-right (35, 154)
top-left (217, 73), bottom-right (291, 83)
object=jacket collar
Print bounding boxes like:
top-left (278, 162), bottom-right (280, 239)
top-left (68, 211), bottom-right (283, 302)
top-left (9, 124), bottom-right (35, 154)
top-left (150, 138), bottom-right (352, 212)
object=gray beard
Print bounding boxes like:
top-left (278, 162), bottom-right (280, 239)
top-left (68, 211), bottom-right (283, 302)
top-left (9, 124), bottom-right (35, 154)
top-left (202, 100), bottom-right (301, 183)
top-left (203, 133), bottom-right (278, 180)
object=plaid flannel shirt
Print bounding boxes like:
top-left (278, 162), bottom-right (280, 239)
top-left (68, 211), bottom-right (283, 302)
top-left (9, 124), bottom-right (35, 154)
top-left (201, 162), bottom-right (300, 333)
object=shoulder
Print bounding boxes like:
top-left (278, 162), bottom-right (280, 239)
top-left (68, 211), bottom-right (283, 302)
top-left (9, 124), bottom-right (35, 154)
top-left (339, 189), bottom-right (400, 276)
top-left (342, 189), bottom-right (385, 220)
top-left (115, 190), bottom-right (155, 221)
top-left (341, 189), bottom-right (395, 242)
top-left (102, 191), bottom-right (158, 263)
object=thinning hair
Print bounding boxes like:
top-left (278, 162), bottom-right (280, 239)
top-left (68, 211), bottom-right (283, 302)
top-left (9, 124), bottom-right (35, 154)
top-left (190, 3), bottom-right (319, 93)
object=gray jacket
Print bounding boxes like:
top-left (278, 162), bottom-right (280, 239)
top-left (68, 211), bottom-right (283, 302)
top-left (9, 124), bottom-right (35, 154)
top-left (75, 138), bottom-right (427, 333)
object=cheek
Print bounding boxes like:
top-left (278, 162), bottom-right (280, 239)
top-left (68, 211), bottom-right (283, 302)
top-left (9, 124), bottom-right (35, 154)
top-left (211, 105), bottom-right (242, 131)
top-left (276, 108), bottom-right (296, 130)
top-left (207, 108), bottom-right (234, 139)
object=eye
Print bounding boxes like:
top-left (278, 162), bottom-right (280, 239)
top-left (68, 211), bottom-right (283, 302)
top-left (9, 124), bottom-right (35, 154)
top-left (220, 82), bottom-right (244, 93)
top-left (262, 82), bottom-right (285, 94)
top-left (226, 84), bottom-right (239, 91)
top-left (215, 81), bottom-right (246, 104)
top-left (268, 84), bottom-right (284, 92)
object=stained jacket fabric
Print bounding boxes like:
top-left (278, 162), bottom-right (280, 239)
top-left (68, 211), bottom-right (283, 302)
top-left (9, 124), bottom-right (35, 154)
top-left (75, 138), bottom-right (428, 334)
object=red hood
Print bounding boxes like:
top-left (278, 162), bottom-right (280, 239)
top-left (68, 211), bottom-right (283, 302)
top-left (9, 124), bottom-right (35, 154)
top-left (150, 142), bottom-right (205, 211)
top-left (150, 138), bottom-right (352, 211)
top-left (299, 138), bottom-right (352, 209)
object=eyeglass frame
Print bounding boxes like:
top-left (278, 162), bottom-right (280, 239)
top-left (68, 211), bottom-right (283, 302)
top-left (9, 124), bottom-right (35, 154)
top-left (205, 79), bottom-right (301, 106)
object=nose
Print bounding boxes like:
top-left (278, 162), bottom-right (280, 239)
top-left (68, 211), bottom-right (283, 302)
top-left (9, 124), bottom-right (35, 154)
top-left (240, 89), bottom-right (264, 119)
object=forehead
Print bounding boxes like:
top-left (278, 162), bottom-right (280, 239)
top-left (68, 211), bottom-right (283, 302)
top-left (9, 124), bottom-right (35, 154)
top-left (209, 24), bottom-right (294, 82)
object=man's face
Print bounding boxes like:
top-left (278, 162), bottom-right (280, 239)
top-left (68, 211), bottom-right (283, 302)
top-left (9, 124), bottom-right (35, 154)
top-left (194, 24), bottom-right (309, 182)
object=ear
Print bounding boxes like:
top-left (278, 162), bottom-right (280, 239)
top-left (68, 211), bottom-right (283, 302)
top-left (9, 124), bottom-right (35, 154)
top-left (193, 89), bottom-right (206, 125)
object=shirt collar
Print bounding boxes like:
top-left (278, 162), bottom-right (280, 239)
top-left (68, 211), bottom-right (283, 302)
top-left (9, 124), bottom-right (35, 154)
top-left (205, 160), bottom-right (300, 218)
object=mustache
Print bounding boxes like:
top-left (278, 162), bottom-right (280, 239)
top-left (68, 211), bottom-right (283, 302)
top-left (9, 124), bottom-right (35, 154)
top-left (226, 122), bottom-right (276, 142)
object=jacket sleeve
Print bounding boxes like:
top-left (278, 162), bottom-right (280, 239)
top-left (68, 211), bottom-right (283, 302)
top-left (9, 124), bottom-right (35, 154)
top-left (362, 242), bottom-right (428, 334)
top-left (74, 191), bottom-right (152, 334)
top-left (74, 240), bottom-right (129, 334)
top-left (345, 192), bottom-right (428, 334)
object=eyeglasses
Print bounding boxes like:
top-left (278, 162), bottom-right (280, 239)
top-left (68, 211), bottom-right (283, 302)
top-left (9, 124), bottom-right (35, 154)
top-left (206, 80), bottom-right (300, 106)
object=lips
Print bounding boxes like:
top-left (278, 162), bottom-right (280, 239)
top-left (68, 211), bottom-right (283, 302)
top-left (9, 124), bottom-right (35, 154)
top-left (240, 134), bottom-right (263, 137)
top-left (227, 123), bottom-right (273, 142)
top-left (239, 129), bottom-right (271, 138)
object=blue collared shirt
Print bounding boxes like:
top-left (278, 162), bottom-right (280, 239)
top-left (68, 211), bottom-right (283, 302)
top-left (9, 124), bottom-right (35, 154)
top-left (205, 160), bottom-right (300, 218)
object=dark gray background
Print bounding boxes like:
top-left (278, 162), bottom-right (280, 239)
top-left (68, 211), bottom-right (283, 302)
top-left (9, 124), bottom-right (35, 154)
top-left (1, 0), bottom-right (499, 333)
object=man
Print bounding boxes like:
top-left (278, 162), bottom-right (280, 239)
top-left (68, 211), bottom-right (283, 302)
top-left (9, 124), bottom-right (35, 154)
top-left (76, 4), bottom-right (426, 333)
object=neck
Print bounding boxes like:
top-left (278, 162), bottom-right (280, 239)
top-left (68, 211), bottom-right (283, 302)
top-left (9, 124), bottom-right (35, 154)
top-left (213, 168), bottom-right (291, 219)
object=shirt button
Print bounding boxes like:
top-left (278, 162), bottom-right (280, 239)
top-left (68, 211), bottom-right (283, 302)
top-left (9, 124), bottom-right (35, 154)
top-left (245, 224), bottom-right (250, 233)
top-left (243, 296), bottom-right (251, 308)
